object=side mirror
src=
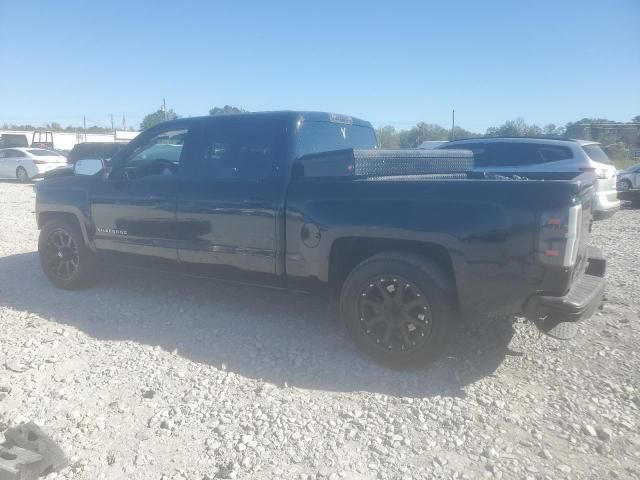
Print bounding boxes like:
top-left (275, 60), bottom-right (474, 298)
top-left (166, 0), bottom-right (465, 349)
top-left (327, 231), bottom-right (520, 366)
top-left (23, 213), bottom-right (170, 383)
top-left (74, 158), bottom-right (104, 176)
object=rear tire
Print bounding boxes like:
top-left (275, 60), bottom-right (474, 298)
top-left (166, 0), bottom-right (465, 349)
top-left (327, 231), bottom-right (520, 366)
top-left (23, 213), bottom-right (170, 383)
top-left (16, 167), bottom-right (29, 183)
top-left (38, 218), bottom-right (97, 289)
top-left (339, 252), bottom-right (457, 369)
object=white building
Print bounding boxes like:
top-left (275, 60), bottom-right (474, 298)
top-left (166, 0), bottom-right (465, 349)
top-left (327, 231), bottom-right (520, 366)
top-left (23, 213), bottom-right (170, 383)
top-left (0, 129), bottom-right (139, 151)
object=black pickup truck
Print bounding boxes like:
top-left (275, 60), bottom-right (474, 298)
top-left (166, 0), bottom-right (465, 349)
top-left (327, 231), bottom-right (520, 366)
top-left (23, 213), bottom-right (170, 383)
top-left (35, 111), bottom-right (606, 367)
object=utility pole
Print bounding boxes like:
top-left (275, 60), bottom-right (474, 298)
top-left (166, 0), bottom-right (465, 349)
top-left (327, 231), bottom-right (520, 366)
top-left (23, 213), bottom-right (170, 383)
top-left (83, 115), bottom-right (86, 142)
top-left (451, 109), bottom-right (455, 140)
top-left (110, 114), bottom-right (114, 133)
top-left (162, 98), bottom-right (167, 121)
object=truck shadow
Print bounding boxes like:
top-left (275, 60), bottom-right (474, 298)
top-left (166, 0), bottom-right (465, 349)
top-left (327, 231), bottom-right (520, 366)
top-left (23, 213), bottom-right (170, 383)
top-left (0, 252), bottom-right (519, 398)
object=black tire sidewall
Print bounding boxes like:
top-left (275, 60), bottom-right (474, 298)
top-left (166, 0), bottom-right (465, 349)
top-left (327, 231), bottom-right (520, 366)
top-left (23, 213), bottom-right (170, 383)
top-left (16, 167), bottom-right (28, 182)
top-left (618, 180), bottom-right (631, 192)
top-left (38, 219), bottom-right (95, 289)
top-left (340, 254), bottom-right (455, 369)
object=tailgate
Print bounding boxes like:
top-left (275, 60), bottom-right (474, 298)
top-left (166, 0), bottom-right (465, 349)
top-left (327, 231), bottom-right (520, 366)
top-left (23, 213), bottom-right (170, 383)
top-left (537, 173), bottom-right (595, 294)
top-left (571, 179), bottom-right (594, 284)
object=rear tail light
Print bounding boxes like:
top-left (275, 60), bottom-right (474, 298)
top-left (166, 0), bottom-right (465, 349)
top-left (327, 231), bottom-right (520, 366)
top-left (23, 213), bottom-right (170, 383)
top-left (580, 167), bottom-right (612, 180)
top-left (539, 203), bottom-right (582, 268)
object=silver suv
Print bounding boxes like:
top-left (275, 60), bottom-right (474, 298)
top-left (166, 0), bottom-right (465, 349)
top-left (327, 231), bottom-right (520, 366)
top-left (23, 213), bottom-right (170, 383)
top-left (438, 137), bottom-right (620, 220)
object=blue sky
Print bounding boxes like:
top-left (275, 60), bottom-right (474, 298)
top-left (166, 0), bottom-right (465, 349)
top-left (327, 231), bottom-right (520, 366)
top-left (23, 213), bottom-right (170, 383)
top-left (1, 0), bottom-right (639, 132)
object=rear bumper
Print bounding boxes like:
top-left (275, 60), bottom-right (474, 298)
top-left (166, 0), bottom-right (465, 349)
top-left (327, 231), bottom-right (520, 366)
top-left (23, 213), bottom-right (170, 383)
top-left (526, 246), bottom-right (606, 324)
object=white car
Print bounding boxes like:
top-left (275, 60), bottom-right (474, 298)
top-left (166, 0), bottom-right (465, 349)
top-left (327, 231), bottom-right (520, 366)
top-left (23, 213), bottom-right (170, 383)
top-left (0, 148), bottom-right (67, 182)
top-left (438, 138), bottom-right (620, 220)
top-left (617, 163), bottom-right (640, 192)
top-left (417, 140), bottom-right (448, 149)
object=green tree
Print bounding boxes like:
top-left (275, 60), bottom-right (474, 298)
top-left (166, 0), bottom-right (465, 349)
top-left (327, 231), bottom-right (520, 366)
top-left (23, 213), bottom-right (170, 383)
top-left (450, 126), bottom-right (480, 140)
top-left (140, 109), bottom-right (179, 130)
top-left (542, 124), bottom-right (565, 136)
top-left (632, 115), bottom-right (640, 123)
top-left (209, 105), bottom-right (246, 116)
top-left (400, 122), bottom-right (449, 148)
top-left (486, 118), bottom-right (542, 137)
top-left (375, 125), bottom-right (400, 148)
top-left (45, 122), bottom-right (63, 131)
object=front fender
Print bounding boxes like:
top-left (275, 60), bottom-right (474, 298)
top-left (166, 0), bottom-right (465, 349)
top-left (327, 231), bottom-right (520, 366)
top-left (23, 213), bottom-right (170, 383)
top-left (36, 184), bottom-right (95, 249)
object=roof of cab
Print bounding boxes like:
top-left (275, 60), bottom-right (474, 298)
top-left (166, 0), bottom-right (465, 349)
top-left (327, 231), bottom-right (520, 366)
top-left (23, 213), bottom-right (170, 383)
top-left (159, 111), bottom-right (373, 129)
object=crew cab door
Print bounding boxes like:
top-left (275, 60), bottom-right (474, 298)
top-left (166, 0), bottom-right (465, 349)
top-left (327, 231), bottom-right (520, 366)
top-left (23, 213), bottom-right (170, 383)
top-left (89, 125), bottom-right (192, 260)
top-left (175, 117), bottom-right (282, 280)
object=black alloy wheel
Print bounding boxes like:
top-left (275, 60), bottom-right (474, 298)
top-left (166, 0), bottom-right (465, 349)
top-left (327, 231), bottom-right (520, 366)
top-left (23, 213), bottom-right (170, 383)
top-left (358, 275), bottom-right (433, 353)
top-left (43, 228), bottom-right (80, 281)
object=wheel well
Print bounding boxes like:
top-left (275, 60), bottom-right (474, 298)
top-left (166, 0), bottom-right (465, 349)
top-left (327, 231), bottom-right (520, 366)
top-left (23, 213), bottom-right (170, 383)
top-left (329, 237), bottom-right (457, 299)
top-left (37, 212), bottom-right (86, 238)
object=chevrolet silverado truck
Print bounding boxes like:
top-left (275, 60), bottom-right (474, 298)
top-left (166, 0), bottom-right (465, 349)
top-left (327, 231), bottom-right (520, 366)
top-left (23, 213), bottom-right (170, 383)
top-left (35, 111), bottom-right (606, 368)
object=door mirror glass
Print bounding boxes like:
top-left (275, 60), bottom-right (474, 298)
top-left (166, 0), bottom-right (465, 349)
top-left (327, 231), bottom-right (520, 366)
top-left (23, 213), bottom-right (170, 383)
top-left (74, 158), bottom-right (104, 176)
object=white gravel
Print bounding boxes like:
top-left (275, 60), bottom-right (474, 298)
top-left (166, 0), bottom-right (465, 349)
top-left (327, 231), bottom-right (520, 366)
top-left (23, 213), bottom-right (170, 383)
top-left (0, 181), bottom-right (638, 480)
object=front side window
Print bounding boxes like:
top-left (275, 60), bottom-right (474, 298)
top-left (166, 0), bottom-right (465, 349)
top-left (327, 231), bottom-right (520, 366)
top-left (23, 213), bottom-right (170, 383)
top-left (122, 129), bottom-right (188, 179)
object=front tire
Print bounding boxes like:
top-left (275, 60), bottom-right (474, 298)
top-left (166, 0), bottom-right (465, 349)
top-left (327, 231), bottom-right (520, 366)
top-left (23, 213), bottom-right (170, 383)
top-left (16, 167), bottom-right (29, 183)
top-left (38, 218), bottom-right (96, 289)
top-left (339, 252), bottom-right (457, 369)
top-left (617, 179), bottom-right (631, 192)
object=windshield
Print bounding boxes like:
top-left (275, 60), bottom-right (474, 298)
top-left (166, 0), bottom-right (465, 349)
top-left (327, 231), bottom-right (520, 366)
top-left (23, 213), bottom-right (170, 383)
top-left (295, 121), bottom-right (377, 158)
top-left (27, 149), bottom-right (63, 157)
top-left (582, 144), bottom-right (611, 164)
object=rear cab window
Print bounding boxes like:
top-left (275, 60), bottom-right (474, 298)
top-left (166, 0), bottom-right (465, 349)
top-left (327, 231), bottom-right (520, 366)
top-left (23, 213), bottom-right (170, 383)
top-left (582, 144), bottom-right (611, 164)
top-left (295, 117), bottom-right (377, 158)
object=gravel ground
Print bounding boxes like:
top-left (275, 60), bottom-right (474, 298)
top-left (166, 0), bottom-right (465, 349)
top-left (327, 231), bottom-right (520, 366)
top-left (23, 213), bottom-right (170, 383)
top-left (0, 181), bottom-right (638, 480)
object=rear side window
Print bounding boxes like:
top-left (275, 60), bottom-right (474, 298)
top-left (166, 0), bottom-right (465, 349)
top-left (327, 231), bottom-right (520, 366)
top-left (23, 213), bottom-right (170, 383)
top-left (445, 142), bottom-right (572, 167)
top-left (488, 143), bottom-right (544, 167)
top-left (27, 149), bottom-right (63, 157)
top-left (7, 149), bottom-right (26, 158)
top-left (442, 143), bottom-right (492, 165)
top-left (191, 119), bottom-right (281, 181)
top-left (444, 143), bottom-right (540, 167)
top-left (582, 144), bottom-right (611, 164)
top-left (537, 146), bottom-right (573, 162)
top-left (296, 121), bottom-right (377, 158)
